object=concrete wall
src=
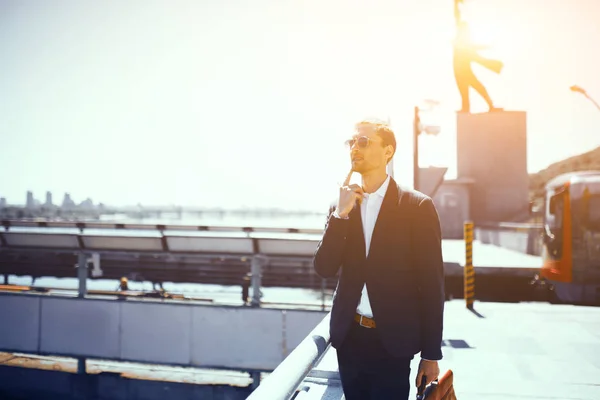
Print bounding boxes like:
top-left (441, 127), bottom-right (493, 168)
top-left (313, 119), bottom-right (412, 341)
top-left (475, 226), bottom-right (543, 256)
top-left (418, 167), bottom-right (448, 198)
top-left (433, 182), bottom-right (471, 239)
top-left (457, 111), bottom-right (529, 223)
top-left (0, 294), bottom-right (327, 371)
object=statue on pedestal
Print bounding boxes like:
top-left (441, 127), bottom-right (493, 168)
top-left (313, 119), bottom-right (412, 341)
top-left (453, 0), bottom-right (503, 113)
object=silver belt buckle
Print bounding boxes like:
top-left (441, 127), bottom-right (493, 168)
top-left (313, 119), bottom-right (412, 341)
top-left (359, 315), bottom-right (371, 328)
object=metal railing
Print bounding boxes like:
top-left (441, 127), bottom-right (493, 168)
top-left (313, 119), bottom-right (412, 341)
top-left (1, 218), bottom-right (324, 234)
top-left (247, 312), bottom-right (332, 400)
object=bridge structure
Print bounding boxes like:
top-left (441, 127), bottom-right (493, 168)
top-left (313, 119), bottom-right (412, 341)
top-left (0, 219), bottom-right (542, 300)
top-left (1, 219), bottom-right (596, 399)
top-left (0, 204), bottom-right (324, 222)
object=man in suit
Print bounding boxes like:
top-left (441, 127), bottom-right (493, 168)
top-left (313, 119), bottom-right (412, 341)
top-left (313, 118), bottom-right (445, 399)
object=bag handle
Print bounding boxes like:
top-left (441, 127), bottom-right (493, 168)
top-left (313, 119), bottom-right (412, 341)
top-left (416, 375), bottom-right (439, 399)
top-left (417, 375), bottom-right (427, 399)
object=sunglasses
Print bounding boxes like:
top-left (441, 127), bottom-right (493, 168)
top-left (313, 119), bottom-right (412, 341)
top-left (344, 136), bottom-right (372, 149)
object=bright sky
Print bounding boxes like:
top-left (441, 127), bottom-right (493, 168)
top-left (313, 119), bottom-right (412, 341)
top-left (1, 0), bottom-right (599, 210)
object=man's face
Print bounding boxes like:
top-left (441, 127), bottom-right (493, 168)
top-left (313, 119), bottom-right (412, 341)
top-left (346, 124), bottom-right (391, 174)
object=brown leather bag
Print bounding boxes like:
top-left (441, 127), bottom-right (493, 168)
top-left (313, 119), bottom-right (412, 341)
top-left (417, 369), bottom-right (457, 400)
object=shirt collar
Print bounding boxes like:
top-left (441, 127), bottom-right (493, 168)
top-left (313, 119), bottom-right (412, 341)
top-left (365, 175), bottom-right (391, 198)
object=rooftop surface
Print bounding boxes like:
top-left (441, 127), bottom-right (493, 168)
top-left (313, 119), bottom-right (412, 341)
top-left (301, 300), bottom-right (600, 400)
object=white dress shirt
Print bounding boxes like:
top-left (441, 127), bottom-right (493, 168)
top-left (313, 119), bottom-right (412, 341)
top-left (332, 175), bottom-right (392, 317)
top-left (355, 175), bottom-right (390, 318)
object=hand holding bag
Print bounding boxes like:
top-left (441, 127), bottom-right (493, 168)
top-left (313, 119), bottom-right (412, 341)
top-left (416, 369), bottom-right (457, 400)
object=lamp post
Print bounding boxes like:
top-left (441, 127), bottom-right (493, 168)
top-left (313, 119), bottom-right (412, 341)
top-left (570, 85), bottom-right (600, 112)
top-left (413, 100), bottom-right (441, 191)
top-left (386, 116), bottom-right (395, 178)
top-left (413, 106), bottom-right (420, 190)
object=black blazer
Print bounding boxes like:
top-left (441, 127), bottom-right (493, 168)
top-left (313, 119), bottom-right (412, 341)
top-left (313, 177), bottom-right (445, 360)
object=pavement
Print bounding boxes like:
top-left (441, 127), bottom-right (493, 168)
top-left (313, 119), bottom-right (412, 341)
top-left (301, 300), bottom-right (600, 400)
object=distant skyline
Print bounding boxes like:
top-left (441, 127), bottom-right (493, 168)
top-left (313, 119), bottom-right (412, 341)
top-left (1, 0), bottom-right (599, 210)
top-left (0, 190), bottom-right (96, 208)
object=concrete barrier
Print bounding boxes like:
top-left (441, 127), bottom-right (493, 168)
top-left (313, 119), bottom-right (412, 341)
top-left (0, 293), bottom-right (327, 371)
top-left (475, 223), bottom-right (543, 256)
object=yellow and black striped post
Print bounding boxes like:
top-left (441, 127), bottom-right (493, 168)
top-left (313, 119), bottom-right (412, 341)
top-left (464, 221), bottom-right (475, 309)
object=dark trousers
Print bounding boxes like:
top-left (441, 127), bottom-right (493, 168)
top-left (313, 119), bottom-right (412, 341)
top-left (336, 320), bottom-right (412, 400)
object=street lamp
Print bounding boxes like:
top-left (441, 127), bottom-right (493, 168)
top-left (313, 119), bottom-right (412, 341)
top-left (413, 100), bottom-right (441, 191)
top-left (570, 85), bottom-right (600, 112)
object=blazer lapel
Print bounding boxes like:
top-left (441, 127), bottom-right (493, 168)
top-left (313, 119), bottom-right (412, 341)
top-left (349, 202), bottom-right (366, 261)
top-left (366, 177), bottom-right (402, 262)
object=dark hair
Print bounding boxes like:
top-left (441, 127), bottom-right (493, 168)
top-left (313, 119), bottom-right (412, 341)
top-left (355, 118), bottom-right (396, 163)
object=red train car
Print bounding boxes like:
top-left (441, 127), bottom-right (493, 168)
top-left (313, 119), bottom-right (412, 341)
top-left (540, 171), bottom-right (600, 304)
